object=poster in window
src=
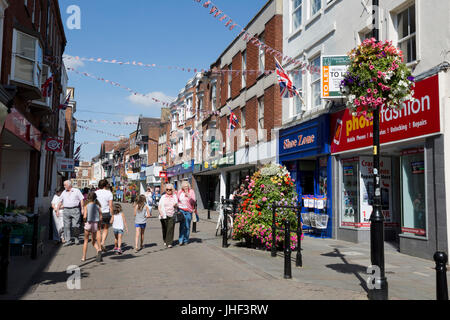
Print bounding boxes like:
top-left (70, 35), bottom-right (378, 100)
top-left (411, 161), bottom-right (424, 174)
top-left (359, 157), bottom-right (392, 227)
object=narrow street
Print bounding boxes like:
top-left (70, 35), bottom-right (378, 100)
top-left (16, 204), bottom-right (444, 300)
top-left (22, 204), bottom-right (366, 300)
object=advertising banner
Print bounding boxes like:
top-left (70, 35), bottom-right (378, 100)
top-left (4, 108), bottom-right (42, 151)
top-left (321, 56), bottom-right (350, 98)
top-left (331, 75), bottom-right (441, 154)
top-left (57, 158), bottom-right (75, 172)
top-left (45, 137), bottom-right (63, 152)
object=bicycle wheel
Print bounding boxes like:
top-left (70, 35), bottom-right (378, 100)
top-left (215, 215), bottom-right (223, 237)
top-left (227, 215), bottom-right (233, 239)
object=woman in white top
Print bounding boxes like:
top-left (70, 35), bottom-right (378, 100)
top-left (95, 179), bottom-right (114, 252)
top-left (51, 187), bottom-right (65, 243)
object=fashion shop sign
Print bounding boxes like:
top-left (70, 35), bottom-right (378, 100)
top-left (331, 75), bottom-right (440, 154)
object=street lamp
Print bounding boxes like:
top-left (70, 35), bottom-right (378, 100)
top-left (369, 0), bottom-right (388, 300)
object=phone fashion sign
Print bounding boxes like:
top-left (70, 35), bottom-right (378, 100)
top-left (331, 75), bottom-right (440, 154)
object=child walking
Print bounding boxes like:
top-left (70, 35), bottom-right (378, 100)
top-left (134, 195), bottom-right (151, 253)
top-left (82, 192), bottom-right (103, 262)
top-left (111, 203), bottom-right (128, 254)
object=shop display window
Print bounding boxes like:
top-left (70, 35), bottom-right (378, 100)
top-left (401, 149), bottom-right (426, 237)
top-left (341, 158), bottom-right (359, 227)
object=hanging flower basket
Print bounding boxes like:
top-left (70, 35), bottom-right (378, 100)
top-left (340, 38), bottom-right (415, 120)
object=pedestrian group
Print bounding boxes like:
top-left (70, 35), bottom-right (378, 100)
top-left (51, 179), bottom-right (198, 262)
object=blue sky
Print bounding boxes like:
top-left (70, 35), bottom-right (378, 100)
top-left (59, 0), bottom-right (267, 160)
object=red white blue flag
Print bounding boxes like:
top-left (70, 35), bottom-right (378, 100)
top-left (58, 94), bottom-right (71, 110)
top-left (275, 58), bottom-right (301, 99)
top-left (191, 129), bottom-right (200, 141)
top-left (229, 110), bottom-right (239, 131)
top-left (41, 76), bottom-right (53, 97)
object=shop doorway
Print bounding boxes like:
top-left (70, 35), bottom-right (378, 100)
top-left (298, 161), bottom-right (316, 196)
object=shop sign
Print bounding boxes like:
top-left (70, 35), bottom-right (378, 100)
top-left (321, 55), bottom-right (350, 98)
top-left (331, 75), bottom-right (441, 154)
top-left (210, 140), bottom-right (220, 151)
top-left (159, 171), bottom-right (167, 178)
top-left (202, 154), bottom-right (235, 170)
top-left (4, 108), bottom-right (42, 151)
top-left (359, 156), bottom-right (392, 227)
top-left (57, 158), bottom-right (75, 172)
top-left (280, 125), bottom-right (318, 154)
top-left (45, 137), bottom-right (63, 152)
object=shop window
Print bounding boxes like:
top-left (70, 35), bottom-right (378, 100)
top-left (341, 158), bottom-right (359, 227)
top-left (401, 149), bottom-right (426, 236)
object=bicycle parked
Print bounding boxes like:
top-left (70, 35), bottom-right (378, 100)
top-left (215, 199), bottom-right (236, 239)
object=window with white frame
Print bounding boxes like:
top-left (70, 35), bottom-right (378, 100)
top-left (171, 114), bottom-right (176, 131)
top-left (178, 136), bottom-right (184, 154)
top-left (259, 34), bottom-right (265, 73)
top-left (186, 97), bottom-right (193, 119)
top-left (11, 29), bottom-right (43, 88)
top-left (241, 107), bottom-right (246, 145)
top-left (396, 4), bottom-right (416, 63)
top-left (242, 50), bottom-right (247, 88)
top-left (211, 82), bottom-right (217, 111)
top-left (292, 68), bottom-right (303, 116)
top-left (258, 97), bottom-right (265, 141)
top-left (310, 0), bottom-right (322, 17)
top-left (197, 94), bottom-right (203, 121)
top-left (178, 107), bottom-right (185, 125)
top-left (310, 55), bottom-right (321, 109)
top-left (292, 0), bottom-right (303, 31)
top-left (185, 130), bottom-right (192, 151)
top-left (227, 65), bottom-right (232, 99)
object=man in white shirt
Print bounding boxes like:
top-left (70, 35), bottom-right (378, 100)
top-left (95, 179), bottom-right (114, 251)
top-left (57, 180), bottom-right (84, 246)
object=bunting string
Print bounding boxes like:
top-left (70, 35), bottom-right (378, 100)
top-left (63, 54), bottom-right (319, 75)
top-left (192, 0), bottom-right (321, 74)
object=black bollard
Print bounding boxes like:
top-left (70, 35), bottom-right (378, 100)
top-left (0, 225), bottom-right (11, 294)
top-left (271, 204), bottom-right (277, 257)
top-left (192, 220), bottom-right (197, 233)
top-left (222, 197), bottom-right (228, 248)
top-left (296, 206), bottom-right (303, 267)
top-left (284, 220), bottom-right (292, 279)
top-left (48, 207), bottom-right (53, 241)
top-left (434, 251), bottom-right (449, 300)
top-left (207, 200), bottom-right (211, 220)
top-left (31, 213), bottom-right (39, 260)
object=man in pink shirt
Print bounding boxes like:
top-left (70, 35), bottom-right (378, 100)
top-left (158, 184), bottom-right (178, 248)
top-left (177, 181), bottom-right (196, 246)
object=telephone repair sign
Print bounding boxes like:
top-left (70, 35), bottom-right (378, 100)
top-left (321, 55), bottom-right (350, 99)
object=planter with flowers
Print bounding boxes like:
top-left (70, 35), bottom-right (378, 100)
top-left (233, 163), bottom-right (302, 251)
top-left (340, 37), bottom-right (415, 120)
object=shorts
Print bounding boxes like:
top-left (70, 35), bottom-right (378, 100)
top-left (101, 214), bottom-right (111, 227)
top-left (113, 228), bottom-right (124, 235)
top-left (84, 222), bottom-right (99, 233)
top-left (135, 223), bottom-right (146, 229)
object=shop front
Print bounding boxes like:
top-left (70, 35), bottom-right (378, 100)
top-left (167, 160), bottom-right (195, 191)
top-left (193, 153), bottom-right (237, 210)
top-left (0, 108), bottom-right (42, 210)
top-left (279, 114), bottom-right (333, 238)
top-left (330, 74), bottom-right (445, 259)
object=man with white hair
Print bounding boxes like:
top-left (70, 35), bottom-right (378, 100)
top-left (57, 180), bottom-right (85, 246)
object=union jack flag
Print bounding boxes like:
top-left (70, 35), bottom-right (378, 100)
top-left (275, 58), bottom-right (301, 99)
top-left (58, 94), bottom-right (71, 110)
top-left (229, 111), bottom-right (239, 132)
top-left (167, 145), bottom-right (176, 159)
top-left (191, 129), bottom-right (200, 141)
top-left (41, 76), bottom-right (53, 97)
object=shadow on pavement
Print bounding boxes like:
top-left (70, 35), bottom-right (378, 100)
top-left (322, 249), bottom-right (369, 293)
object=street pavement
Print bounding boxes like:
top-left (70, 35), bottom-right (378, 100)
top-left (15, 203), bottom-right (448, 300)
